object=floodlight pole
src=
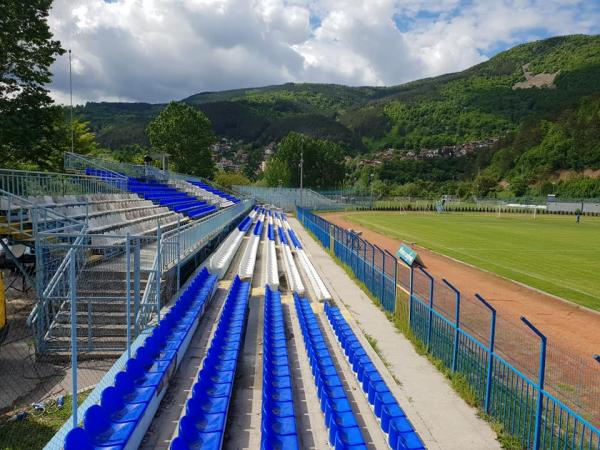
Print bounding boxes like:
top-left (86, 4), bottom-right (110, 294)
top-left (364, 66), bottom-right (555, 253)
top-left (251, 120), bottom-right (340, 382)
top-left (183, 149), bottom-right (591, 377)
top-left (299, 150), bottom-right (304, 207)
top-left (69, 50), bottom-right (74, 154)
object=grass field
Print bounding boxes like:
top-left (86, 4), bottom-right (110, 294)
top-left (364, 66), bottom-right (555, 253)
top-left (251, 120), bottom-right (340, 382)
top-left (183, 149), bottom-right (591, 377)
top-left (342, 212), bottom-right (600, 310)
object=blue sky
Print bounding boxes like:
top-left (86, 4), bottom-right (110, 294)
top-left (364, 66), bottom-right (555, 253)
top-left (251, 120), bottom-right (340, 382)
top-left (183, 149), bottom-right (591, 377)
top-left (47, 0), bottom-right (600, 104)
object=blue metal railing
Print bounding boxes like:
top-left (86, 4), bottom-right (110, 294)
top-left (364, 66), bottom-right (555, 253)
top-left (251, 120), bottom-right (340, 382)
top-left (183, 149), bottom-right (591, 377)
top-left (297, 207), bottom-right (600, 450)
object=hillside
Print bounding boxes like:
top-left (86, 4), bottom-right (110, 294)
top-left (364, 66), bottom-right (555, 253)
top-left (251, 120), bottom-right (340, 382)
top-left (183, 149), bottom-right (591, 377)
top-left (76, 34), bottom-right (600, 195)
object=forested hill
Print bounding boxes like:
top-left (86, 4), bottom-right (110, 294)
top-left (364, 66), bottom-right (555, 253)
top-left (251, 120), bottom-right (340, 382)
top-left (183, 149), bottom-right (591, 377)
top-left (76, 34), bottom-right (600, 195)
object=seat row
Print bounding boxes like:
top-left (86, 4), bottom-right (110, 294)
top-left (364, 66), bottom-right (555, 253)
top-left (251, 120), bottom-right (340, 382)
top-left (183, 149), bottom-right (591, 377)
top-left (208, 210), bottom-right (257, 279)
top-left (324, 304), bottom-right (425, 450)
top-left (126, 178), bottom-right (217, 220)
top-left (170, 276), bottom-right (251, 450)
top-left (293, 293), bottom-right (367, 449)
top-left (173, 179), bottom-right (232, 208)
top-left (89, 212), bottom-right (182, 246)
top-left (53, 198), bottom-right (155, 219)
top-left (265, 221), bottom-right (279, 289)
top-left (261, 287), bottom-right (299, 449)
top-left (239, 218), bottom-right (263, 280)
top-left (187, 179), bottom-right (240, 205)
top-left (278, 222), bottom-right (305, 295)
top-left (64, 267), bottom-right (218, 450)
top-left (281, 216), bottom-right (331, 301)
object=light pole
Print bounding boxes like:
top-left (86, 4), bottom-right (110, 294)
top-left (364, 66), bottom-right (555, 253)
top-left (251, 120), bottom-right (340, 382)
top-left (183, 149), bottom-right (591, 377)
top-left (69, 49), bottom-right (74, 154)
top-left (299, 150), bottom-right (304, 207)
top-left (370, 173), bottom-right (374, 210)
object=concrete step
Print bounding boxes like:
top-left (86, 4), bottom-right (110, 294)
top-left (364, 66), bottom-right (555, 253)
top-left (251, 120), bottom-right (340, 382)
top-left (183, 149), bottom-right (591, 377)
top-left (49, 322), bottom-right (133, 338)
top-left (76, 279), bottom-right (148, 291)
top-left (44, 335), bottom-right (128, 355)
top-left (54, 310), bottom-right (134, 325)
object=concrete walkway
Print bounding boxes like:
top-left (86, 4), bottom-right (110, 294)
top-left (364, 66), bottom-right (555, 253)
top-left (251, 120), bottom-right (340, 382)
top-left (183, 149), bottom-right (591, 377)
top-left (289, 217), bottom-right (501, 450)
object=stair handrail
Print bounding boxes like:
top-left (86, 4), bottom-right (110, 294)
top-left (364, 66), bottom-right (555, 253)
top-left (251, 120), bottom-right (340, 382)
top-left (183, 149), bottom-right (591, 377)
top-left (64, 152), bottom-right (142, 181)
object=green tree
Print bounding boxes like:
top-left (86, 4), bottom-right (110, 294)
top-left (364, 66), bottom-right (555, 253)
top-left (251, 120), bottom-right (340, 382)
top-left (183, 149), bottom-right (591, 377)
top-left (146, 102), bottom-right (216, 178)
top-left (214, 171), bottom-right (251, 188)
top-left (264, 132), bottom-right (344, 189)
top-left (0, 0), bottom-right (65, 169)
top-left (472, 174), bottom-right (497, 197)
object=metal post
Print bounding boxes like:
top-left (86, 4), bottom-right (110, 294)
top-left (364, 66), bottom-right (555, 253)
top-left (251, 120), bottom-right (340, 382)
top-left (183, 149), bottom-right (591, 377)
top-left (299, 150), bottom-right (304, 207)
top-left (475, 293), bottom-right (496, 415)
top-left (443, 278), bottom-right (461, 372)
top-left (381, 250), bottom-right (386, 306)
top-left (156, 224), bottom-right (162, 322)
top-left (69, 253), bottom-right (78, 427)
top-left (134, 238), bottom-right (140, 336)
top-left (408, 263), bottom-right (414, 326)
top-left (521, 316), bottom-right (546, 450)
top-left (176, 217), bottom-right (181, 290)
top-left (384, 250), bottom-right (397, 312)
top-left (419, 267), bottom-right (435, 351)
top-left (125, 234), bottom-right (131, 359)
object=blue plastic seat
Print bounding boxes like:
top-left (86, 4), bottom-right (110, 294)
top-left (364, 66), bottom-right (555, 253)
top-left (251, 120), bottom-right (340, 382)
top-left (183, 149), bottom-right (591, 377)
top-left (178, 415), bottom-right (222, 450)
top-left (101, 386), bottom-right (146, 423)
top-left (64, 427), bottom-right (94, 450)
top-left (114, 371), bottom-right (155, 404)
top-left (84, 404), bottom-right (135, 447)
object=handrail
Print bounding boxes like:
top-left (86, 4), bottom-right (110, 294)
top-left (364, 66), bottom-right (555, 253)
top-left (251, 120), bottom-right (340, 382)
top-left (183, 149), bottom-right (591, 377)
top-left (0, 167), bottom-right (124, 197)
top-left (64, 152), bottom-right (127, 180)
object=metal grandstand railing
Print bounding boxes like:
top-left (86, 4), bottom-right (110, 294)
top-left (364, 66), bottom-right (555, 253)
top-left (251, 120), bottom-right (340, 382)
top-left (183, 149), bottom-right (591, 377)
top-left (0, 167), bottom-right (125, 196)
top-left (136, 199), bottom-right (253, 332)
top-left (235, 185), bottom-right (345, 211)
top-left (64, 152), bottom-right (148, 180)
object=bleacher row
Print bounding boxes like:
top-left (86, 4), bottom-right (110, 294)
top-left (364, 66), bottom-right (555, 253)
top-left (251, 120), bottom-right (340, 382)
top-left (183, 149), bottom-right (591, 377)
top-left (59, 204), bottom-right (425, 450)
top-left (275, 212), bottom-right (305, 295)
top-left (127, 177), bottom-right (217, 220)
top-left (325, 304), bottom-right (426, 450)
top-left (171, 277), bottom-right (251, 449)
top-left (208, 208), bottom-right (258, 279)
top-left (281, 213), bottom-right (331, 301)
top-left (85, 168), bottom-right (239, 220)
top-left (64, 267), bottom-right (218, 449)
top-left (261, 286), bottom-right (298, 448)
top-left (295, 293), bottom-right (367, 448)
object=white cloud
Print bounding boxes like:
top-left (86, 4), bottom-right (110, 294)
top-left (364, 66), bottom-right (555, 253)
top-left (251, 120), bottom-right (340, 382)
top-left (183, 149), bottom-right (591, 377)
top-left (47, 0), bottom-right (600, 104)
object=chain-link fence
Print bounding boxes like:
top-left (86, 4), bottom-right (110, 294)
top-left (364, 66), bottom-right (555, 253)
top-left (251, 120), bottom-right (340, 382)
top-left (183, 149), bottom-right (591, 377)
top-left (298, 207), bottom-right (600, 449)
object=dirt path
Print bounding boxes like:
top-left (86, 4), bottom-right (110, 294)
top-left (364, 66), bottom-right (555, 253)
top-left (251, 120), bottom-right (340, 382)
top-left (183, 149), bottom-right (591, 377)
top-left (322, 211), bottom-right (600, 363)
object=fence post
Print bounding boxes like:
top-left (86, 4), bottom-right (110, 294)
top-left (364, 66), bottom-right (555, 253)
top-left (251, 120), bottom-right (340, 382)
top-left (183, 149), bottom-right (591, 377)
top-left (176, 217), bottom-right (181, 290)
top-left (419, 267), bottom-right (435, 351)
top-left (384, 250), bottom-right (397, 313)
top-left (381, 250), bottom-right (386, 305)
top-left (442, 278), bottom-right (461, 372)
top-left (371, 243), bottom-right (375, 294)
top-left (134, 238), bottom-right (140, 337)
top-left (521, 316), bottom-right (546, 450)
top-left (408, 263), bottom-right (414, 327)
top-left (475, 293), bottom-right (496, 415)
top-left (69, 252), bottom-right (78, 428)
top-left (156, 224), bottom-right (162, 322)
top-left (125, 233), bottom-right (131, 359)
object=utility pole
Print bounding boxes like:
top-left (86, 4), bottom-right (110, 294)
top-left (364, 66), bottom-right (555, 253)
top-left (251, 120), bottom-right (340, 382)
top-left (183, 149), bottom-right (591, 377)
top-left (370, 173), bottom-right (374, 210)
top-left (299, 150), bottom-right (304, 207)
top-left (69, 49), bottom-right (74, 153)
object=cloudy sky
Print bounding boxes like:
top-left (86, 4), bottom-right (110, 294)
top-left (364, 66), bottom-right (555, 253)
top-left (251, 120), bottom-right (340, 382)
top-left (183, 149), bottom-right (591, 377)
top-left (47, 0), bottom-right (600, 105)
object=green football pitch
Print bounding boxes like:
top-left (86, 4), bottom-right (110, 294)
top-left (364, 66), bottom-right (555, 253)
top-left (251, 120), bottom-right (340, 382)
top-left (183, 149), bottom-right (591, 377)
top-left (341, 211), bottom-right (600, 311)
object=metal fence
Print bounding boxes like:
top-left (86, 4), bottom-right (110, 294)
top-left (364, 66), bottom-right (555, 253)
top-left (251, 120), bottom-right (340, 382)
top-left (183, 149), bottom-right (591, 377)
top-left (235, 186), bottom-right (346, 211)
top-left (297, 207), bottom-right (600, 450)
top-left (0, 168), bottom-right (125, 197)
